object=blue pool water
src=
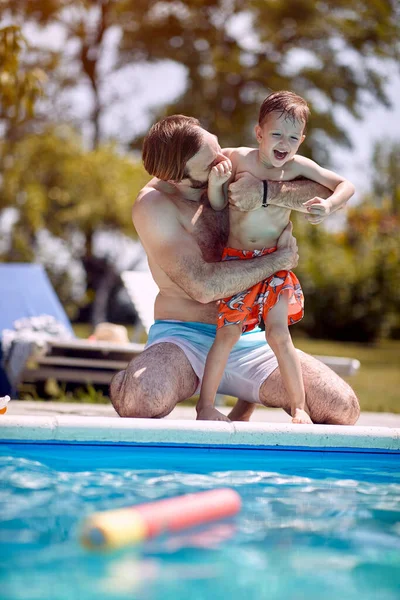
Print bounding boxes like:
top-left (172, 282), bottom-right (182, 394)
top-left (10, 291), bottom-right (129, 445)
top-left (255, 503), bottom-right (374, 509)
top-left (0, 443), bottom-right (399, 600)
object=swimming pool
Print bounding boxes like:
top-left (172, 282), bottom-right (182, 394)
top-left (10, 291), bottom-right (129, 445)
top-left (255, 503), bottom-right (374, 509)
top-left (1, 417), bottom-right (399, 600)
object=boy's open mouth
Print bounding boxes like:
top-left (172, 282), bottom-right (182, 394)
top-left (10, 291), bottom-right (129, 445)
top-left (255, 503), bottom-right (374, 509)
top-left (274, 150), bottom-right (288, 161)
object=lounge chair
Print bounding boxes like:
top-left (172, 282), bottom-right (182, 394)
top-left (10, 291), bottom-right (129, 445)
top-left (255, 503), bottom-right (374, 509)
top-left (0, 263), bottom-right (145, 396)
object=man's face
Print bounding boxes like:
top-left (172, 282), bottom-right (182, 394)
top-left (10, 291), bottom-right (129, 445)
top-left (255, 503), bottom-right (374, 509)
top-left (183, 130), bottom-right (226, 189)
top-left (255, 111), bottom-right (305, 168)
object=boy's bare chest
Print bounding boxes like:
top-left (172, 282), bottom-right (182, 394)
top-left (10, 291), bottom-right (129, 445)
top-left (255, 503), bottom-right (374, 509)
top-left (235, 150), bottom-right (297, 182)
top-left (229, 204), bottom-right (290, 245)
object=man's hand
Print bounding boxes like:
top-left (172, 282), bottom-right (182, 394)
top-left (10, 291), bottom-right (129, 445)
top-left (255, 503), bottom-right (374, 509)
top-left (228, 172), bottom-right (263, 211)
top-left (276, 222), bottom-right (299, 271)
top-left (303, 197), bottom-right (333, 225)
top-left (209, 158), bottom-right (232, 187)
top-left (196, 406), bottom-right (231, 422)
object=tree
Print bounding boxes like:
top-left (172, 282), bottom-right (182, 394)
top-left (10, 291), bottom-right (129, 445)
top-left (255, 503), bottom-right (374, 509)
top-left (293, 141), bottom-right (400, 342)
top-left (1, 1), bottom-right (134, 148)
top-left (3, 1), bottom-right (400, 163)
top-left (370, 142), bottom-right (400, 216)
top-left (122, 0), bottom-right (399, 162)
top-left (0, 126), bottom-right (150, 321)
top-left (0, 25), bottom-right (46, 138)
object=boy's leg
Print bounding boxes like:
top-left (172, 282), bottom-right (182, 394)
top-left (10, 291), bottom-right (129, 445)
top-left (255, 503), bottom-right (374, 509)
top-left (259, 353), bottom-right (360, 425)
top-left (110, 343), bottom-right (198, 418)
top-left (264, 294), bottom-right (312, 424)
top-left (197, 324), bottom-right (242, 421)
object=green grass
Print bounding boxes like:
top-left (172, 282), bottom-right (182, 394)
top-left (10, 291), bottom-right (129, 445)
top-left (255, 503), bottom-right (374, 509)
top-left (69, 325), bottom-right (400, 413)
top-left (292, 336), bottom-right (400, 413)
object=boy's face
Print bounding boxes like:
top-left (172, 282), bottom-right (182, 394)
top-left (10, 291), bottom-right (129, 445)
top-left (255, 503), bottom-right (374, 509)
top-left (255, 111), bottom-right (306, 168)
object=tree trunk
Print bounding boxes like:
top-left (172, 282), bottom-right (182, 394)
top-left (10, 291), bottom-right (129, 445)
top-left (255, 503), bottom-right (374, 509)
top-left (91, 261), bottom-right (120, 326)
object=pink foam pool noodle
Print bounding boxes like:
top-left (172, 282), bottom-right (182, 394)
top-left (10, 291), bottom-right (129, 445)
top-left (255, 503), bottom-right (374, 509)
top-left (81, 488), bottom-right (241, 551)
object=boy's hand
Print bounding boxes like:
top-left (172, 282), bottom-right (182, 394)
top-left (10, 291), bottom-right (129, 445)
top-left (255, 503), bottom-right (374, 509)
top-left (197, 406), bottom-right (231, 422)
top-left (292, 408), bottom-right (313, 424)
top-left (303, 197), bottom-right (333, 225)
top-left (209, 159), bottom-right (232, 186)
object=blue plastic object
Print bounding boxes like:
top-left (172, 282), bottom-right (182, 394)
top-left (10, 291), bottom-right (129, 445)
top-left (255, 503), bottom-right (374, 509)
top-left (0, 263), bottom-right (74, 395)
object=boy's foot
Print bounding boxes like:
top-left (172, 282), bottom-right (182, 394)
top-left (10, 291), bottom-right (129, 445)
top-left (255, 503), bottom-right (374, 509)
top-left (196, 406), bottom-right (231, 422)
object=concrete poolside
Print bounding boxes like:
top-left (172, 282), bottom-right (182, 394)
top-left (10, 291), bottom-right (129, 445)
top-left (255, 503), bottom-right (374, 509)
top-left (6, 400), bottom-right (400, 427)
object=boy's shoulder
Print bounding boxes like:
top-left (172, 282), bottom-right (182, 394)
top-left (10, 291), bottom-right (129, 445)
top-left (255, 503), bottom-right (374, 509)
top-left (289, 154), bottom-right (322, 176)
top-left (223, 146), bottom-right (256, 156)
top-left (223, 146), bottom-right (257, 164)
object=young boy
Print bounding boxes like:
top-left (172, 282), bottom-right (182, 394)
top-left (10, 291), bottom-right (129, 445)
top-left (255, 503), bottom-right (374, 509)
top-left (196, 91), bottom-right (355, 424)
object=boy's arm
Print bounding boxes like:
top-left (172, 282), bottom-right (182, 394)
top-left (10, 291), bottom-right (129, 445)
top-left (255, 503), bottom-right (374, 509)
top-left (294, 156), bottom-right (355, 219)
top-left (208, 158), bottom-right (232, 211)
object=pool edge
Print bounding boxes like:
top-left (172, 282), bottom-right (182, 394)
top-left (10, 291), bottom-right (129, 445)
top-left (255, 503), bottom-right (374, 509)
top-left (1, 415), bottom-right (399, 452)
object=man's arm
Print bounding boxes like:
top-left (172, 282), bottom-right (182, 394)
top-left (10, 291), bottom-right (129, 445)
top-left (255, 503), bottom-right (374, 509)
top-left (228, 173), bottom-right (331, 213)
top-left (133, 188), bottom-right (298, 305)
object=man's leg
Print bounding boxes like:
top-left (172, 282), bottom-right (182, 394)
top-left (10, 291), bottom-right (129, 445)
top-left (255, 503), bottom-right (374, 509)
top-left (259, 351), bottom-right (360, 425)
top-left (110, 343), bottom-right (198, 418)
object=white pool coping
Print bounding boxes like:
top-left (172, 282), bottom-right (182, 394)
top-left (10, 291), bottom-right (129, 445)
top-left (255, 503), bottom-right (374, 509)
top-left (1, 415), bottom-right (400, 452)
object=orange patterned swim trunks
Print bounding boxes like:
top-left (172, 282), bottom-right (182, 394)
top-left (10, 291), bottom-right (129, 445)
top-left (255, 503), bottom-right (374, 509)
top-left (217, 246), bottom-right (304, 332)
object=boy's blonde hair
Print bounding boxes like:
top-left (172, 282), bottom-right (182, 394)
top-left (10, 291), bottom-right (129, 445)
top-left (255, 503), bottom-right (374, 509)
top-left (259, 91), bottom-right (310, 127)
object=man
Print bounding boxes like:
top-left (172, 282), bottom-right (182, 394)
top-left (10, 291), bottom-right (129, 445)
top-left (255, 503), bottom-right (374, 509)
top-left (110, 115), bottom-right (360, 424)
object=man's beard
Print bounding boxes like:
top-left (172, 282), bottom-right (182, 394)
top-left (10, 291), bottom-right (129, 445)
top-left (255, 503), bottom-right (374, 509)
top-left (187, 176), bottom-right (208, 190)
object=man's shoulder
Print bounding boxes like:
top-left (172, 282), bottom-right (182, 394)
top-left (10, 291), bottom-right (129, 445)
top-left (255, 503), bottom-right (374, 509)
top-left (133, 183), bottom-right (177, 219)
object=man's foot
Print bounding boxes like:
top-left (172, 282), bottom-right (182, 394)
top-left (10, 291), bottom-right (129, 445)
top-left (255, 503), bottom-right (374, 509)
top-left (292, 408), bottom-right (313, 424)
top-left (227, 399), bottom-right (256, 422)
top-left (196, 406), bottom-right (231, 422)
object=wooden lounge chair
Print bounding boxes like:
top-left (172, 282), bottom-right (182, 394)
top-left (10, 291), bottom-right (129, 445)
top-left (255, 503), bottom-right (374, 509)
top-left (21, 338), bottom-right (145, 388)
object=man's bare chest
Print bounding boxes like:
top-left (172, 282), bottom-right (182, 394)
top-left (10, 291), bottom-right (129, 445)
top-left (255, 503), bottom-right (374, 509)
top-left (181, 202), bottom-right (228, 262)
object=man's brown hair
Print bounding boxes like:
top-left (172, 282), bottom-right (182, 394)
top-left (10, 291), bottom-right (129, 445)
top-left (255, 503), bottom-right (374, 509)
top-left (259, 91), bottom-right (310, 127)
top-left (142, 115), bottom-right (203, 181)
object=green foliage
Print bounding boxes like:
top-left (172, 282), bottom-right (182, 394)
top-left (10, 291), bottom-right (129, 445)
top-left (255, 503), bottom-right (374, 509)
top-left (370, 142), bottom-right (400, 215)
top-left (2, 127), bottom-right (148, 234)
top-left (0, 126), bottom-right (150, 313)
top-left (2, 1), bottom-right (399, 162)
top-left (0, 25), bottom-right (46, 131)
top-left (20, 381), bottom-right (109, 404)
top-left (293, 337), bottom-right (400, 413)
top-left (292, 139), bottom-right (400, 343)
top-left (119, 0), bottom-right (400, 160)
top-left (294, 202), bottom-right (400, 342)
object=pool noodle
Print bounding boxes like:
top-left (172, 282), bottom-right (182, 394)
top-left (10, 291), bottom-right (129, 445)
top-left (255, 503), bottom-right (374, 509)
top-left (81, 488), bottom-right (241, 550)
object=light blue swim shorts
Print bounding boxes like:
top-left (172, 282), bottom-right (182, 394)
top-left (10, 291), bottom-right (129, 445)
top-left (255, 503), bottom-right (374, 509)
top-left (145, 320), bottom-right (279, 403)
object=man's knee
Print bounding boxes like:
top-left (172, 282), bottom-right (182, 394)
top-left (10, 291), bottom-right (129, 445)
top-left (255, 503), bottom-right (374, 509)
top-left (335, 389), bottom-right (360, 425)
top-left (109, 368), bottom-right (169, 419)
top-left (318, 387), bottom-right (360, 426)
top-left (110, 369), bottom-right (131, 417)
